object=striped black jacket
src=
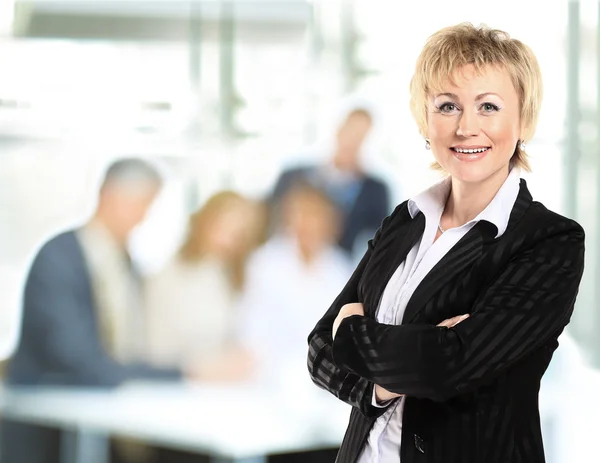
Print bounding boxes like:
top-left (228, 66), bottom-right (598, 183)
top-left (307, 179), bottom-right (585, 463)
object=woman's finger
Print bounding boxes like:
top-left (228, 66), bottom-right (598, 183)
top-left (437, 313), bottom-right (470, 328)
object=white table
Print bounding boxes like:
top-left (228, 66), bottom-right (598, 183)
top-left (0, 381), bottom-right (349, 463)
top-left (4, 367), bottom-right (595, 463)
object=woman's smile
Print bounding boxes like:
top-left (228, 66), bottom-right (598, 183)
top-left (450, 145), bottom-right (491, 162)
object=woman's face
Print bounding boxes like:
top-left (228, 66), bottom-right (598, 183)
top-left (426, 64), bottom-right (523, 184)
top-left (207, 203), bottom-right (255, 260)
top-left (284, 193), bottom-right (338, 254)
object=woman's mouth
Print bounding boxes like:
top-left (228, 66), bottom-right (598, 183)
top-left (450, 146), bottom-right (491, 161)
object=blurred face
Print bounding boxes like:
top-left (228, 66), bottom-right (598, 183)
top-left (207, 202), bottom-right (256, 260)
top-left (427, 65), bottom-right (522, 184)
top-left (286, 195), bottom-right (338, 253)
top-left (334, 113), bottom-right (372, 172)
top-left (97, 183), bottom-right (159, 242)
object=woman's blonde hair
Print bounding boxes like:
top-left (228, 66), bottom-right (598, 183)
top-left (409, 23), bottom-right (543, 171)
top-left (179, 191), bottom-right (266, 291)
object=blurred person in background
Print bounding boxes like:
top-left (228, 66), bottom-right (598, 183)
top-left (1, 158), bottom-right (188, 463)
top-left (271, 107), bottom-right (391, 259)
top-left (238, 184), bottom-right (352, 463)
top-left (307, 23), bottom-right (585, 463)
top-left (145, 191), bottom-right (265, 382)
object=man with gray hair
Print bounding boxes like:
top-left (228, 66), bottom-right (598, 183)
top-left (1, 158), bottom-right (183, 463)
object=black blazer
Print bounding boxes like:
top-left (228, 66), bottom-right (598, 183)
top-left (307, 179), bottom-right (585, 463)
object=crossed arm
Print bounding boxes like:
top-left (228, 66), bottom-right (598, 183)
top-left (332, 302), bottom-right (468, 403)
top-left (307, 215), bottom-right (585, 414)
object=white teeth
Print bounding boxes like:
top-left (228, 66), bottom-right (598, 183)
top-left (454, 147), bottom-right (489, 154)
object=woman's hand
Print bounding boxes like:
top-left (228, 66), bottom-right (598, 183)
top-left (374, 384), bottom-right (403, 403)
top-left (332, 302), bottom-right (365, 340)
top-left (437, 313), bottom-right (470, 328)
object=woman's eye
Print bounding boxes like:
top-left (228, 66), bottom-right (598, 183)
top-left (439, 103), bottom-right (457, 113)
top-left (481, 103), bottom-right (499, 112)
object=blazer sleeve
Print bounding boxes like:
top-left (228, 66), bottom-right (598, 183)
top-left (331, 218), bottom-right (585, 402)
top-left (22, 242), bottom-right (181, 387)
top-left (307, 203), bottom-right (403, 418)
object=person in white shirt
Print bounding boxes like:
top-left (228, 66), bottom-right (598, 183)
top-left (239, 184), bottom-right (354, 463)
top-left (239, 184), bottom-right (352, 389)
top-left (307, 23), bottom-right (585, 463)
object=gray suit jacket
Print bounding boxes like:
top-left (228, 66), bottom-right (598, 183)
top-left (1, 230), bottom-right (180, 463)
top-left (7, 230), bottom-right (180, 387)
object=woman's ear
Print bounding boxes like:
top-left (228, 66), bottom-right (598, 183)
top-left (519, 120), bottom-right (530, 142)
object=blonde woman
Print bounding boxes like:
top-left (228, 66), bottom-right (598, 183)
top-left (307, 24), bottom-right (585, 462)
top-left (146, 191), bottom-right (265, 381)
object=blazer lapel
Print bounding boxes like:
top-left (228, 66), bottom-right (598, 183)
top-left (401, 221), bottom-right (489, 324)
top-left (362, 207), bottom-right (425, 318)
top-left (507, 178), bottom-right (533, 230)
top-left (401, 178), bottom-right (533, 324)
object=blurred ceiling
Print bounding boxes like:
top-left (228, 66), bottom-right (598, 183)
top-left (13, 0), bottom-right (313, 42)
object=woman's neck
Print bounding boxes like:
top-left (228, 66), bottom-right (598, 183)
top-left (443, 168), bottom-right (510, 227)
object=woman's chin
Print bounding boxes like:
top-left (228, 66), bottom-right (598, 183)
top-left (446, 165), bottom-right (493, 185)
top-left (447, 162), bottom-right (511, 185)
